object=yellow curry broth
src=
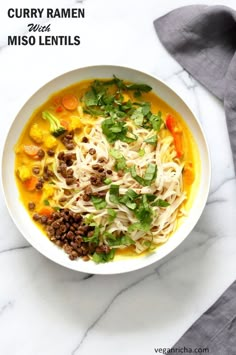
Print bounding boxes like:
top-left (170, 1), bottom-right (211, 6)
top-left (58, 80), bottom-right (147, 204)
top-left (15, 79), bottom-right (200, 258)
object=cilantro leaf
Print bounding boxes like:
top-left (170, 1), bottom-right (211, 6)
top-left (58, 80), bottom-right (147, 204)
top-left (115, 156), bottom-right (126, 171)
top-left (107, 234), bottom-right (135, 246)
top-left (53, 206), bottom-right (60, 212)
top-left (110, 149), bottom-right (127, 171)
top-left (150, 112), bottom-right (163, 131)
top-left (82, 226), bottom-right (100, 244)
top-left (92, 249), bottom-right (115, 263)
top-left (134, 195), bottom-right (153, 226)
top-left (109, 184), bottom-right (120, 204)
top-left (144, 135), bottom-right (157, 145)
top-left (131, 107), bottom-right (144, 126)
top-left (107, 208), bottom-right (117, 222)
top-left (104, 178), bottom-right (112, 185)
top-left (131, 103), bottom-right (151, 127)
top-left (109, 149), bottom-right (123, 159)
top-left (143, 164), bottom-right (157, 182)
top-left (83, 107), bottom-right (104, 116)
top-left (142, 102), bottom-right (151, 116)
top-left (102, 117), bottom-right (137, 144)
top-left (108, 186), bottom-right (157, 231)
top-left (111, 75), bottom-right (152, 93)
top-left (91, 196), bottom-right (107, 210)
top-left (118, 195), bottom-right (137, 210)
top-left (130, 164), bottom-right (157, 186)
top-left (138, 149), bottom-right (145, 157)
top-left (125, 189), bottom-right (139, 200)
top-left (152, 199), bottom-right (170, 207)
top-left (128, 222), bottom-right (151, 232)
top-left (83, 89), bottom-right (99, 106)
top-left (126, 83), bottom-right (152, 93)
top-left (84, 214), bottom-right (95, 225)
top-left (118, 188), bottom-right (139, 210)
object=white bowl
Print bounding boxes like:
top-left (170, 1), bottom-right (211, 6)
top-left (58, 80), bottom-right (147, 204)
top-left (1, 65), bottom-right (211, 274)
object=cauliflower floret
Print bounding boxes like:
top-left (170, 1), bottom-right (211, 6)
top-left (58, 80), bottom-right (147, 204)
top-left (122, 93), bottom-right (131, 103)
top-left (42, 184), bottom-right (55, 199)
top-left (17, 166), bottom-right (31, 182)
top-left (44, 135), bottom-right (58, 149)
top-left (29, 123), bottom-right (44, 144)
top-left (70, 116), bottom-right (82, 130)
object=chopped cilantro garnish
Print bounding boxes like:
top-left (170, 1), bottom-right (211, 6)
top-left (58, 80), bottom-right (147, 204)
top-left (130, 163), bottom-right (157, 186)
top-left (83, 107), bottom-right (104, 116)
top-left (110, 149), bottom-right (127, 171)
top-left (149, 112), bottom-right (163, 131)
top-left (91, 196), bottom-right (107, 210)
top-left (107, 234), bottom-right (135, 246)
top-left (102, 117), bottom-right (137, 144)
top-left (92, 249), bottom-right (115, 263)
top-left (138, 149), bottom-right (145, 157)
top-left (144, 135), bottom-right (157, 145)
top-left (125, 83), bottom-right (152, 93)
top-left (142, 103), bottom-right (151, 115)
top-left (128, 222), bottom-right (151, 232)
top-left (152, 199), bottom-right (170, 207)
top-left (130, 103), bottom-right (151, 127)
top-left (131, 107), bottom-right (144, 126)
top-left (83, 89), bottom-right (99, 106)
top-left (82, 226), bottom-right (100, 244)
top-left (143, 240), bottom-right (156, 250)
top-left (109, 184), bottom-right (120, 204)
top-left (104, 178), bottom-right (112, 185)
top-left (108, 186), bottom-right (161, 232)
top-left (133, 195), bottom-right (153, 227)
top-left (84, 214), bottom-right (95, 225)
top-left (107, 208), bottom-right (117, 222)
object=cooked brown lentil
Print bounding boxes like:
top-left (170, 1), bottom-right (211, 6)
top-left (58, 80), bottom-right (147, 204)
top-left (88, 148), bottom-right (96, 155)
top-left (37, 149), bottom-right (45, 159)
top-left (82, 136), bottom-right (89, 143)
top-left (33, 209), bottom-right (106, 261)
top-left (28, 202), bottom-right (35, 210)
top-left (47, 149), bottom-right (55, 156)
top-left (32, 167), bottom-right (40, 175)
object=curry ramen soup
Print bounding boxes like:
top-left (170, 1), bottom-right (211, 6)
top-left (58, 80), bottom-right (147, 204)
top-left (15, 77), bottom-right (200, 263)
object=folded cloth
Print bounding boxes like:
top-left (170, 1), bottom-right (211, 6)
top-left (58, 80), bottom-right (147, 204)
top-left (154, 5), bottom-right (236, 173)
top-left (172, 281), bottom-right (236, 354)
top-left (154, 5), bottom-right (236, 354)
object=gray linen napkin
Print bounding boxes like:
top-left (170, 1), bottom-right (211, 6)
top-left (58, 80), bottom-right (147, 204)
top-left (154, 5), bottom-right (236, 354)
top-left (154, 5), bottom-right (236, 172)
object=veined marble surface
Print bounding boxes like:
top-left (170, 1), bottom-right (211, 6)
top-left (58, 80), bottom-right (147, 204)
top-left (0, 0), bottom-right (236, 354)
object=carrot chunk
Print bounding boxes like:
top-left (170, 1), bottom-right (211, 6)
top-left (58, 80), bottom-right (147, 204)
top-left (166, 114), bottom-right (183, 158)
top-left (24, 176), bottom-right (38, 191)
top-left (184, 163), bottom-right (195, 185)
top-left (173, 134), bottom-right (183, 158)
top-left (38, 206), bottom-right (54, 217)
top-left (166, 114), bottom-right (176, 133)
top-left (60, 119), bottom-right (69, 130)
top-left (62, 94), bottom-right (78, 111)
top-left (56, 106), bottom-right (63, 113)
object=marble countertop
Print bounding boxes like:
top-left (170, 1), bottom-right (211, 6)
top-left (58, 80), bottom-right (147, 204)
top-left (0, 0), bottom-right (236, 354)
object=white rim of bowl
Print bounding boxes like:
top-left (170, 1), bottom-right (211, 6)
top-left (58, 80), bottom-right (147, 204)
top-left (1, 65), bottom-right (211, 274)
